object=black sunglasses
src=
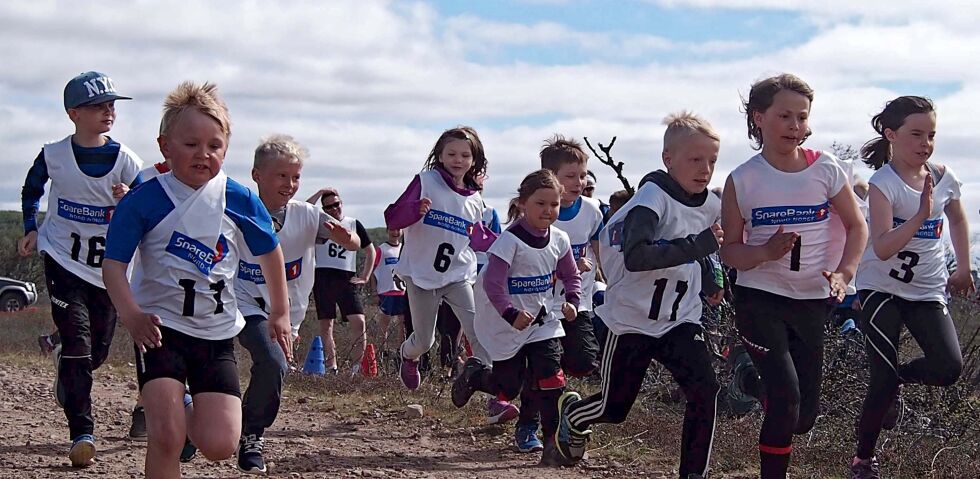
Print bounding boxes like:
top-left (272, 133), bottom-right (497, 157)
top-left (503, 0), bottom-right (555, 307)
top-left (323, 202), bottom-right (341, 210)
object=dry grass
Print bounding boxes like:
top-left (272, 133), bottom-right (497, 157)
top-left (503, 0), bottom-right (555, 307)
top-left (4, 296), bottom-right (980, 478)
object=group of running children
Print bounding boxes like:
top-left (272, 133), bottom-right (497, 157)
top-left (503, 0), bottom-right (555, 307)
top-left (19, 70), bottom-right (971, 479)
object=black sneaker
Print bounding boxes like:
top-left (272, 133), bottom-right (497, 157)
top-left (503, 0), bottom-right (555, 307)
top-left (451, 357), bottom-right (485, 408)
top-left (128, 406), bottom-right (147, 441)
top-left (850, 457), bottom-right (881, 479)
top-left (556, 391), bottom-right (591, 462)
top-left (179, 437), bottom-right (197, 463)
top-left (237, 434), bottom-right (266, 474)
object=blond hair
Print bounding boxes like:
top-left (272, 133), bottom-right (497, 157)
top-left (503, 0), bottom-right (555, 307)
top-left (662, 111), bottom-right (720, 152)
top-left (159, 81), bottom-right (231, 137)
top-left (254, 134), bottom-right (309, 170)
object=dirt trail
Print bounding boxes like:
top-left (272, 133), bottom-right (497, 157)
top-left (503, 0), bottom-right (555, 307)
top-left (0, 361), bottom-right (655, 479)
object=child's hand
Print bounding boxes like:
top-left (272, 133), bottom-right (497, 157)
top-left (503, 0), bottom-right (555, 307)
top-left (267, 311), bottom-right (294, 363)
top-left (112, 183), bottom-right (129, 200)
top-left (17, 231), bottom-right (37, 257)
top-left (710, 223), bottom-right (724, 246)
top-left (916, 173), bottom-right (934, 220)
top-left (576, 257), bottom-right (593, 273)
top-left (120, 310), bottom-right (163, 353)
top-left (706, 288), bottom-right (725, 306)
top-left (948, 269), bottom-right (975, 296)
top-left (823, 271), bottom-right (847, 303)
top-left (324, 221), bottom-right (359, 250)
top-left (512, 310), bottom-right (533, 331)
top-left (764, 226), bottom-right (799, 261)
top-left (418, 197), bottom-right (432, 216)
top-left (350, 277), bottom-right (367, 285)
top-left (562, 302), bottom-right (577, 321)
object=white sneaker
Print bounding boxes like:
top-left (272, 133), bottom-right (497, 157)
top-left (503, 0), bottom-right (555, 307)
top-left (351, 363), bottom-right (362, 377)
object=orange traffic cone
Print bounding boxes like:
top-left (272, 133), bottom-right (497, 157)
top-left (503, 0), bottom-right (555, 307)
top-left (361, 343), bottom-right (378, 377)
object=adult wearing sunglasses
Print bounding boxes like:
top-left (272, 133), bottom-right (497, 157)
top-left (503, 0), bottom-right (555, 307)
top-left (308, 187), bottom-right (376, 375)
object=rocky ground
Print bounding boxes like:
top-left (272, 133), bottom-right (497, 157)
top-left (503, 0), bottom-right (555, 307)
top-left (0, 358), bottom-right (685, 479)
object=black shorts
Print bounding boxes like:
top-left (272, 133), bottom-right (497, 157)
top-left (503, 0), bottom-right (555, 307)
top-left (313, 268), bottom-right (364, 320)
top-left (560, 311), bottom-right (600, 377)
top-left (489, 337), bottom-right (565, 400)
top-left (135, 326), bottom-right (241, 398)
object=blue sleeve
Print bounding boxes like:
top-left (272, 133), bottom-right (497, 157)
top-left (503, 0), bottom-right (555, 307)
top-left (105, 179), bottom-right (175, 263)
top-left (487, 208), bottom-right (502, 234)
top-left (21, 150), bottom-right (48, 234)
top-left (591, 215), bottom-right (606, 242)
top-left (225, 179), bottom-right (279, 256)
top-left (129, 171), bottom-right (144, 188)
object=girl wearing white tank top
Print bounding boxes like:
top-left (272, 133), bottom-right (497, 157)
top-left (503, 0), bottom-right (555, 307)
top-left (383, 127), bottom-right (497, 395)
top-left (850, 96), bottom-right (972, 478)
top-left (720, 74), bottom-right (868, 479)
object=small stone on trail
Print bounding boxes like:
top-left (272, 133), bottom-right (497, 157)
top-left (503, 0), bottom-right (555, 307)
top-left (405, 404), bottom-right (424, 418)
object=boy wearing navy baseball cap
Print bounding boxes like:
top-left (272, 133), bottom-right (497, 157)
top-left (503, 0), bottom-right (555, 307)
top-left (18, 71), bottom-right (144, 467)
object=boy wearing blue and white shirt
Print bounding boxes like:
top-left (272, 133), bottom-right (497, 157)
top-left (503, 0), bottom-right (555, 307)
top-left (103, 82), bottom-right (291, 478)
top-left (18, 71), bottom-right (142, 467)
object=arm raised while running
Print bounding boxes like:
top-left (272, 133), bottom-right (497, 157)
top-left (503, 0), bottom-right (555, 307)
top-left (867, 176), bottom-right (932, 261)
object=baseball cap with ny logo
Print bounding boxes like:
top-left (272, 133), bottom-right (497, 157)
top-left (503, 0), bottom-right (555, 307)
top-left (63, 71), bottom-right (132, 111)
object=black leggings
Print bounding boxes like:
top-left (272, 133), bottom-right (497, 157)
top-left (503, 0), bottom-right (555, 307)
top-left (565, 323), bottom-right (719, 478)
top-left (472, 338), bottom-right (565, 439)
top-left (855, 290), bottom-right (962, 459)
top-left (734, 286), bottom-right (828, 479)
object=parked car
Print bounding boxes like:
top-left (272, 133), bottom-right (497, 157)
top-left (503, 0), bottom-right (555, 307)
top-left (0, 276), bottom-right (38, 312)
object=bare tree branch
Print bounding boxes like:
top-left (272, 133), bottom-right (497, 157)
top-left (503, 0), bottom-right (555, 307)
top-left (584, 136), bottom-right (633, 195)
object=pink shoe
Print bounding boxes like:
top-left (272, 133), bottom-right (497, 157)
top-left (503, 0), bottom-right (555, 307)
top-left (400, 357), bottom-right (421, 390)
top-left (487, 397), bottom-right (520, 424)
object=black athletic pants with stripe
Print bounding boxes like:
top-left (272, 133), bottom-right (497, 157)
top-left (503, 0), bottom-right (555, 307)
top-left (565, 322), bottom-right (719, 478)
top-left (43, 254), bottom-right (116, 440)
top-left (855, 290), bottom-right (962, 459)
top-left (734, 286), bottom-right (828, 479)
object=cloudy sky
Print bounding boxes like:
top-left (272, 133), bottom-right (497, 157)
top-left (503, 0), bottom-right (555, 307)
top-left (2, 0), bottom-right (979, 231)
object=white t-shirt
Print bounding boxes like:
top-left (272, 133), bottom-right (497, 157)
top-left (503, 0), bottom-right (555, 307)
top-left (474, 227), bottom-right (569, 361)
top-left (730, 150), bottom-right (847, 299)
top-left (236, 200), bottom-right (322, 336)
top-left (374, 242), bottom-right (406, 296)
top-left (314, 215), bottom-right (358, 272)
top-left (395, 170), bottom-right (483, 290)
top-left (856, 163), bottom-right (960, 303)
top-left (596, 180), bottom-right (720, 338)
top-left (131, 172), bottom-right (245, 340)
top-left (37, 135), bottom-right (142, 288)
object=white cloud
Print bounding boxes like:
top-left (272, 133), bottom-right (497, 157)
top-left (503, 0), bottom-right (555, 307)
top-left (1, 0), bottom-right (979, 234)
